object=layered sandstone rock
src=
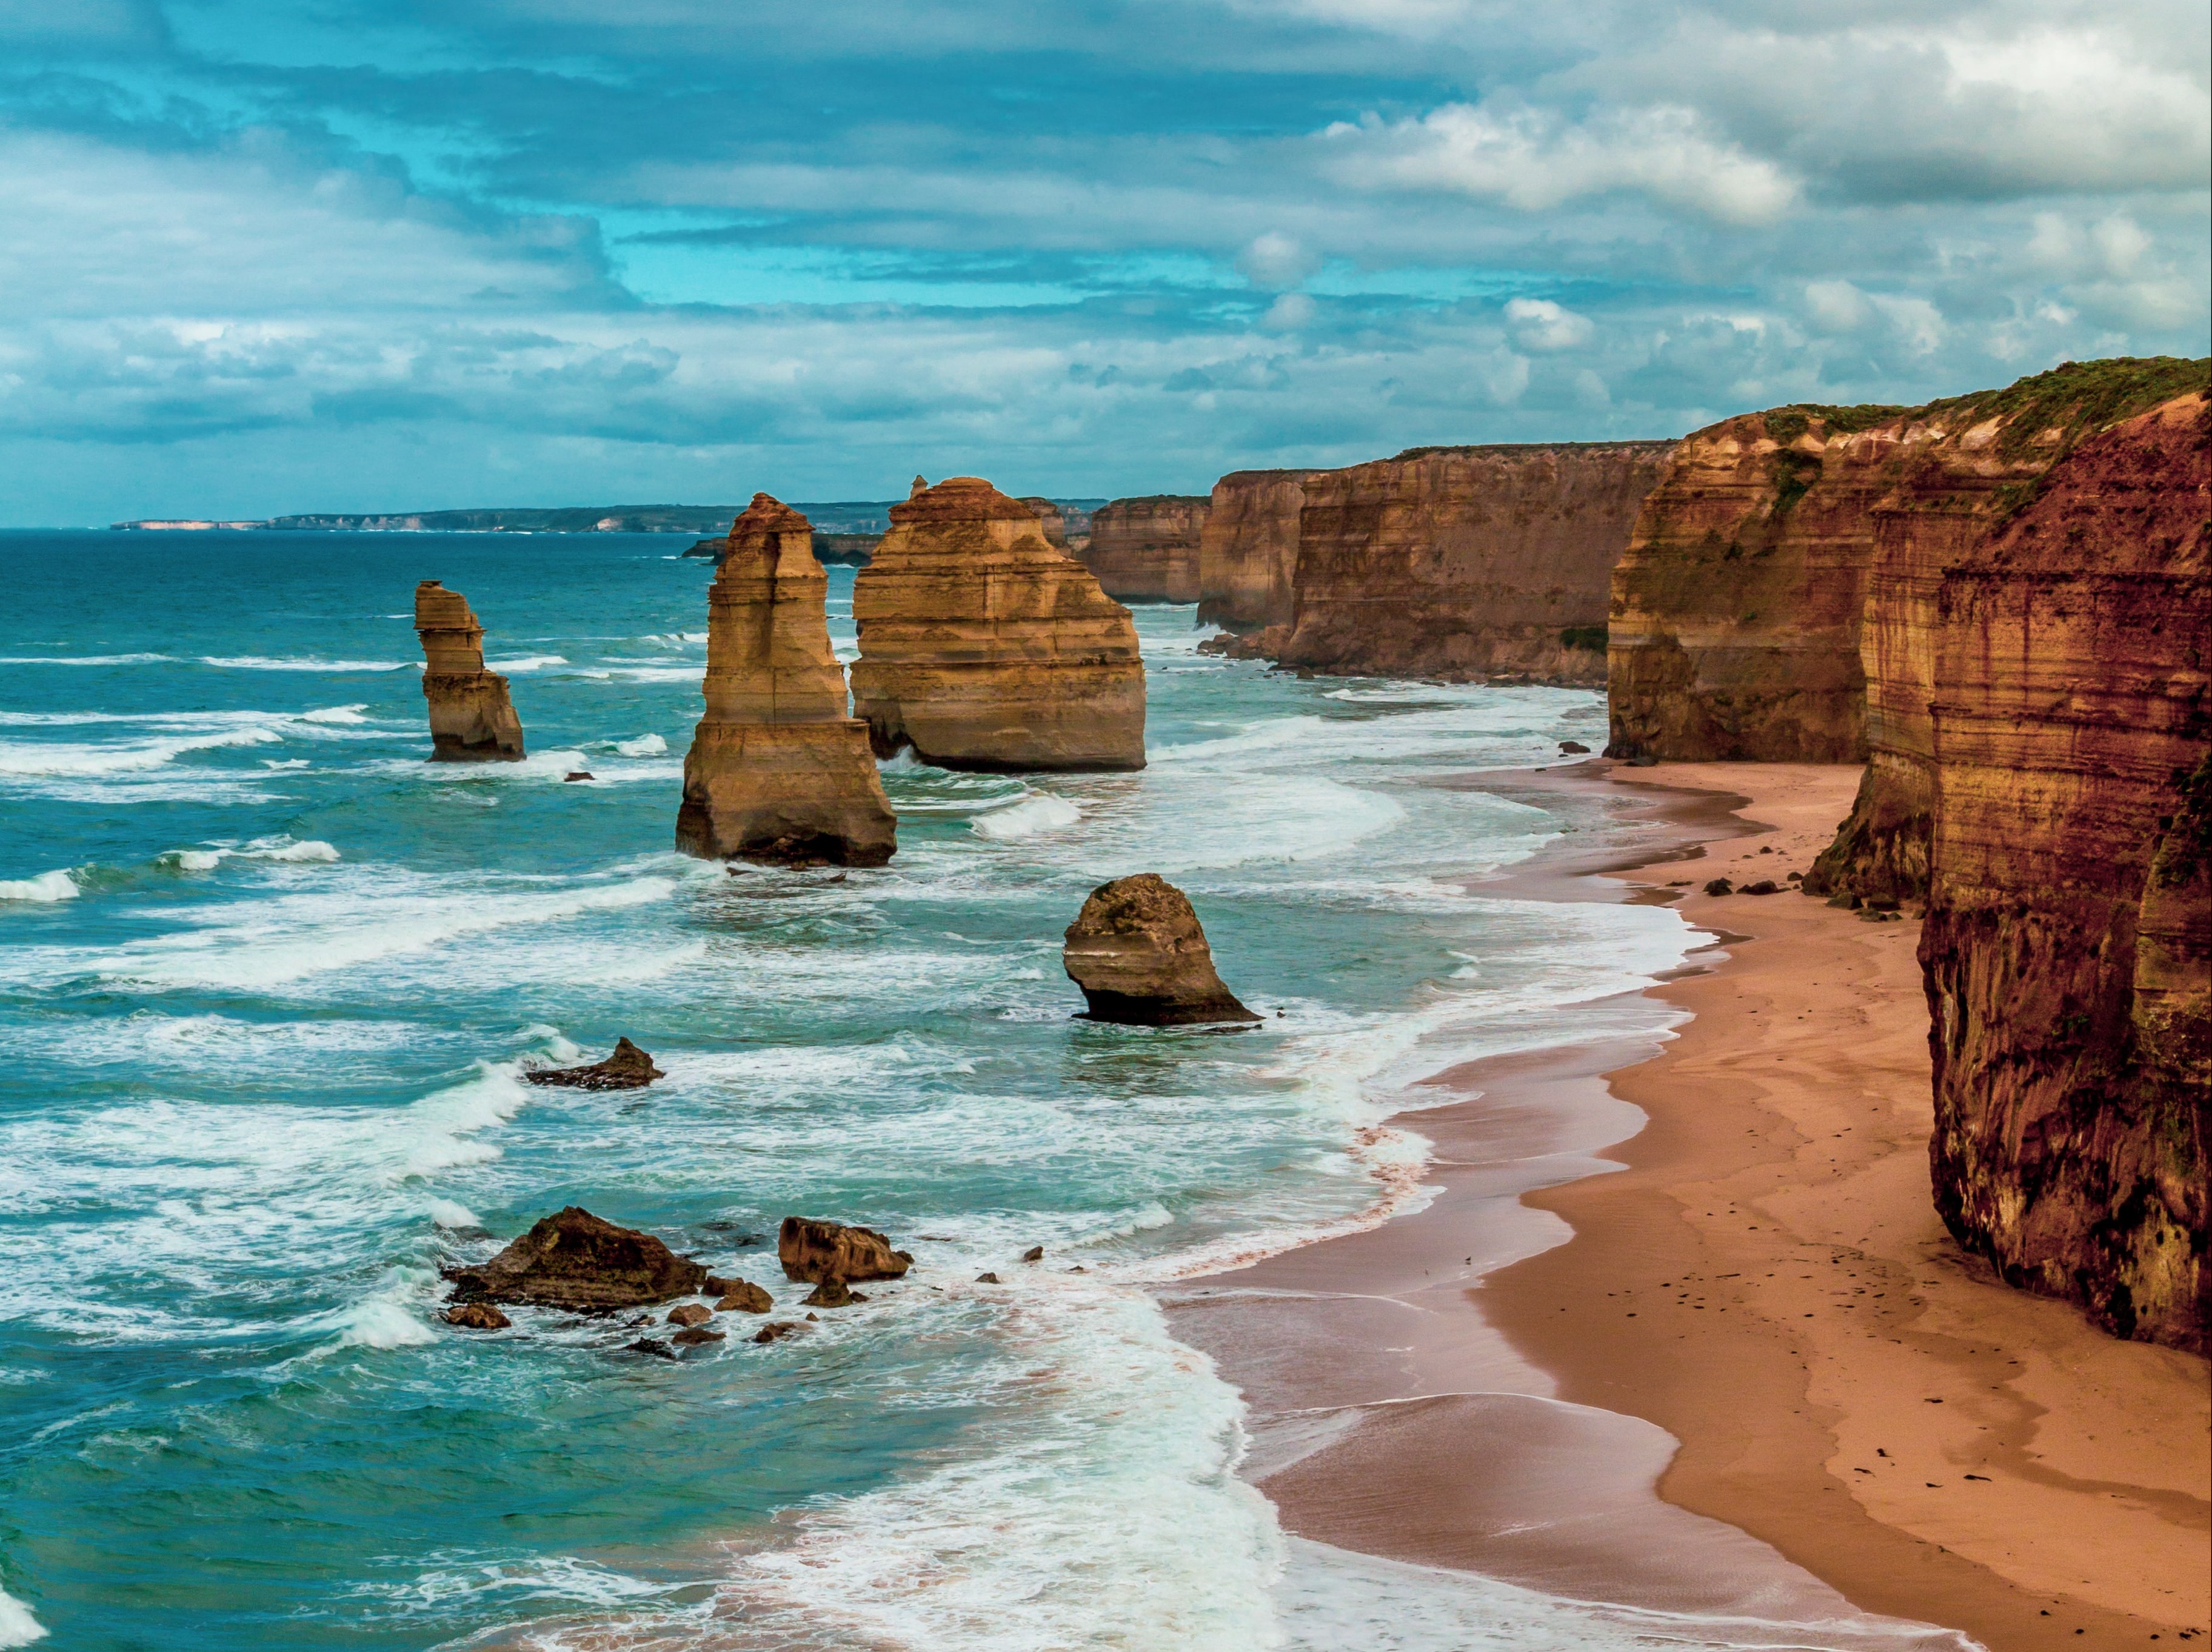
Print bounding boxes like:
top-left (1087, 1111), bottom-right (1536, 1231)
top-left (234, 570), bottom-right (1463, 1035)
top-left (1063, 872), bottom-right (1260, 1026)
top-left (1279, 443), bottom-right (1671, 684)
top-left (1083, 495), bottom-right (1210, 603)
top-left (850, 476), bottom-right (1145, 771)
top-left (1916, 392), bottom-right (2210, 1351)
top-left (675, 495), bottom-right (897, 866)
top-left (778, 1217), bottom-right (913, 1283)
top-left (445, 1207), bottom-right (709, 1310)
top-left (413, 581), bottom-right (525, 760)
top-left (1805, 359), bottom-right (2212, 901)
top-left (1195, 470), bottom-right (1313, 632)
top-left (1020, 497), bottom-right (1069, 549)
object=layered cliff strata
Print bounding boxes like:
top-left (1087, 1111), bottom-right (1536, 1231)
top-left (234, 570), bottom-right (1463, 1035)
top-left (413, 580), bottom-right (526, 760)
top-left (675, 494), bottom-right (897, 866)
top-left (1195, 469), bottom-right (1314, 633)
top-left (1063, 873), bottom-right (1259, 1026)
top-left (1916, 392), bottom-right (2210, 1351)
top-left (1082, 495), bottom-right (1210, 604)
top-left (1807, 358), bottom-right (2212, 900)
top-left (850, 476), bottom-right (1145, 772)
top-left (1278, 442), bottom-right (1671, 684)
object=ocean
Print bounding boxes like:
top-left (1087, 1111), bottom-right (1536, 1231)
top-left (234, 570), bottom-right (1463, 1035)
top-left (2, 528), bottom-right (1782, 1650)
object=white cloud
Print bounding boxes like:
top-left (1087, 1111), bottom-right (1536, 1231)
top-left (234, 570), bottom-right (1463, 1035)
top-left (1261, 292), bottom-right (1318, 330)
top-left (1325, 102), bottom-right (1798, 224)
top-left (1238, 231), bottom-right (1320, 289)
top-left (1504, 296), bottom-right (1593, 350)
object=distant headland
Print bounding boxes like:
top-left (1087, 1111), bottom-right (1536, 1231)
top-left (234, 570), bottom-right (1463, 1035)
top-left (109, 499), bottom-right (1110, 536)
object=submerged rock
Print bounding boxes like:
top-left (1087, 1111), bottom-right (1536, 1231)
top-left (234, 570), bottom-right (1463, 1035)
top-left (671, 1326), bottom-right (725, 1346)
top-left (625, 1336), bottom-right (678, 1359)
top-left (445, 1206), bottom-right (709, 1310)
top-left (752, 1321), bottom-right (800, 1344)
top-left (802, 1280), bottom-right (868, 1308)
top-left (675, 493), bottom-right (897, 867)
top-left (523, 1037), bottom-right (664, 1091)
top-left (413, 580), bottom-right (526, 761)
top-left (778, 1216), bottom-right (913, 1284)
top-left (443, 1301), bottom-right (511, 1330)
top-left (851, 476), bottom-right (1145, 772)
top-left (1062, 873), bottom-right (1260, 1026)
top-left (667, 1303), bottom-right (712, 1327)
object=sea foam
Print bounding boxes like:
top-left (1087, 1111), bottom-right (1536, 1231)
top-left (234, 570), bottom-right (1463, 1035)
top-left (0, 1585), bottom-right (46, 1648)
top-left (0, 869), bottom-right (78, 903)
top-left (971, 793), bottom-right (1081, 841)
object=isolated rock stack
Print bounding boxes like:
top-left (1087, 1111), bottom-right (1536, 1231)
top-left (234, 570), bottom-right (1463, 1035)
top-left (675, 493), bottom-right (897, 866)
top-left (413, 580), bottom-right (526, 760)
top-left (851, 476), bottom-right (1146, 771)
top-left (1083, 495), bottom-right (1210, 603)
top-left (1063, 873), bottom-right (1259, 1026)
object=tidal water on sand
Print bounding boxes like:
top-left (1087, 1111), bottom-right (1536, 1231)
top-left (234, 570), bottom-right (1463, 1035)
top-left (5, 529), bottom-right (1785, 1650)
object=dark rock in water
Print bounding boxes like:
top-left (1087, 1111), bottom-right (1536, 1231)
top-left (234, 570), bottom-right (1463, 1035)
top-left (778, 1216), bottom-right (913, 1283)
top-left (564, 771), bottom-right (594, 782)
top-left (1559, 740), bottom-right (1591, 754)
top-left (715, 1281), bottom-right (774, 1314)
top-left (667, 1303), bottom-right (712, 1327)
top-left (625, 1337), bottom-right (677, 1359)
top-left (444, 1301), bottom-right (510, 1330)
top-left (975, 1272), bottom-right (1001, 1283)
top-left (1703, 878), bottom-right (1734, 897)
top-left (700, 1223), bottom-right (766, 1245)
top-left (1063, 873), bottom-right (1261, 1026)
top-left (752, 1321), bottom-right (799, 1344)
top-left (671, 1326), bottom-right (725, 1346)
top-left (803, 1279), bottom-right (869, 1308)
top-left (1743, 880), bottom-right (1780, 895)
top-left (524, 1038), bottom-right (666, 1091)
top-left (444, 1206), bottom-right (709, 1309)
top-left (1022, 1246), bottom-right (1044, 1262)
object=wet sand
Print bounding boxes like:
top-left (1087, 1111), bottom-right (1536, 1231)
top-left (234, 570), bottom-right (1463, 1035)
top-left (1166, 761), bottom-right (2210, 1651)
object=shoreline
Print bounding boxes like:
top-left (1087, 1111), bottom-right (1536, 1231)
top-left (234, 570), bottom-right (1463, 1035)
top-left (1166, 760), bottom-right (2210, 1650)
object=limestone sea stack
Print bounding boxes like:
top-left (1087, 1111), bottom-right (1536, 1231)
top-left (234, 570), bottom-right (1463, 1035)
top-left (675, 494), bottom-right (897, 866)
top-left (1063, 873), bottom-right (1260, 1026)
top-left (413, 581), bottom-right (525, 760)
top-left (1917, 390), bottom-right (2210, 1351)
top-left (1195, 469), bottom-right (1314, 636)
top-left (850, 476), bottom-right (1145, 771)
top-left (1082, 495), bottom-right (1210, 603)
top-left (778, 1217), bottom-right (914, 1283)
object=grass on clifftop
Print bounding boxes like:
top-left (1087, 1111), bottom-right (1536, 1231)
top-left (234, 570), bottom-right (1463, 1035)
top-left (1926, 355), bottom-right (2211, 456)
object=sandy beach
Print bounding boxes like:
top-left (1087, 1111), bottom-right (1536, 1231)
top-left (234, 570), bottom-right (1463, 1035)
top-left (1166, 761), bottom-right (2210, 1652)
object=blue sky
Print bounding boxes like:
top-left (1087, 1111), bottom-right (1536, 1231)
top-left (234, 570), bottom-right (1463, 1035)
top-left (2, 0), bottom-right (2205, 522)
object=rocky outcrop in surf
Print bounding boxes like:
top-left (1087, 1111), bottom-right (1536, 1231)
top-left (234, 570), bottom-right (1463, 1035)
top-left (850, 476), bottom-right (1146, 771)
top-left (1278, 443), bottom-right (1671, 684)
top-left (444, 1207), bottom-right (709, 1310)
top-left (1083, 495), bottom-right (1210, 603)
top-left (413, 581), bottom-right (525, 760)
top-left (675, 494), bottom-right (897, 867)
top-left (1916, 391), bottom-right (2210, 1352)
top-left (523, 1037), bottom-right (664, 1091)
top-left (778, 1217), bottom-right (913, 1283)
top-left (1063, 872), bottom-right (1260, 1026)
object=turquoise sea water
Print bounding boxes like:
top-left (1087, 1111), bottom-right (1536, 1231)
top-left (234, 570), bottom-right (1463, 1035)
top-left (0, 529), bottom-right (1713, 1651)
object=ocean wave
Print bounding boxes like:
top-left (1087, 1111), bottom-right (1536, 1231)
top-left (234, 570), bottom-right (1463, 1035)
top-left (300, 704), bottom-right (372, 724)
top-left (971, 793), bottom-right (1081, 841)
top-left (0, 869), bottom-right (78, 904)
top-left (0, 652), bottom-right (172, 666)
top-left (484, 655), bottom-right (566, 672)
top-left (0, 726), bottom-right (282, 777)
top-left (613, 732), bottom-right (668, 756)
top-left (199, 656), bottom-right (418, 672)
top-left (156, 837), bottom-right (340, 873)
top-left (0, 1585), bottom-right (45, 1648)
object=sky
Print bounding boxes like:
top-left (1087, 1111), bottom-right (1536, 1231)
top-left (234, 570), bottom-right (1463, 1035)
top-left (2, 0), bottom-right (2206, 523)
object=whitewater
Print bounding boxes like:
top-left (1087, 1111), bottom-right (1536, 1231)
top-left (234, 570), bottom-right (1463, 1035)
top-left (2, 528), bottom-right (1735, 1650)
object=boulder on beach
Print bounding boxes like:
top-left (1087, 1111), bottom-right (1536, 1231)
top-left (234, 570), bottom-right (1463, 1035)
top-left (1062, 873), bottom-right (1260, 1026)
top-left (523, 1037), bottom-right (665, 1091)
top-left (444, 1206), bottom-right (709, 1310)
top-left (413, 580), bottom-right (526, 761)
top-left (778, 1216), bottom-right (914, 1284)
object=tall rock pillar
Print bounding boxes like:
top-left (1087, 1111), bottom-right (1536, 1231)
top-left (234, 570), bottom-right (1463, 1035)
top-left (675, 494), bottom-right (897, 866)
top-left (413, 580), bottom-right (526, 761)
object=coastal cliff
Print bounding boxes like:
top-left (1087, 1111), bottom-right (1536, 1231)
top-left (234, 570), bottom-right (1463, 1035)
top-left (1917, 392), bottom-right (2210, 1351)
top-left (1083, 495), bottom-right (1209, 603)
top-left (1278, 442), bottom-right (1671, 684)
top-left (1808, 358), bottom-right (2212, 900)
top-left (674, 494), bottom-right (896, 865)
top-left (1195, 469), bottom-right (1312, 633)
top-left (412, 580), bottom-right (525, 760)
top-left (850, 476), bottom-right (1146, 771)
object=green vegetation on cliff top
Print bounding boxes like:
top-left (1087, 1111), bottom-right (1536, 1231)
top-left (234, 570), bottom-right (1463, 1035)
top-left (1760, 356), bottom-right (2208, 456)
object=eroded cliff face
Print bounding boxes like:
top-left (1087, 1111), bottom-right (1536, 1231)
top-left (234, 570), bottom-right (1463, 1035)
top-left (1278, 442), bottom-right (1671, 684)
top-left (1083, 495), bottom-right (1209, 604)
top-left (1806, 359), bottom-right (2212, 901)
top-left (413, 580), bottom-right (526, 760)
top-left (1195, 469), bottom-right (1312, 633)
top-left (1917, 393), bottom-right (2210, 1351)
top-left (850, 476), bottom-right (1146, 772)
top-left (675, 494), bottom-right (896, 866)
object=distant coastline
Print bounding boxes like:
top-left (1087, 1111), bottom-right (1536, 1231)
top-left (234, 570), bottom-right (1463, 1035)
top-left (110, 498), bottom-right (1110, 536)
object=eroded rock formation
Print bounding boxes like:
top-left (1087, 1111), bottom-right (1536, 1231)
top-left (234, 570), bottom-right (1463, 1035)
top-left (1020, 497), bottom-right (1069, 549)
top-left (675, 494), bottom-right (897, 866)
top-left (778, 1217), bottom-right (913, 1283)
top-left (523, 1037), bottom-right (664, 1091)
top-left (1083, 495), bottom-right (1210, 603)
top-left (1063, 872), bottom-right (1260, 1026)
top-left (1279, 443), bottom-right (1671, 684)
top-left (413, 581), bottom-right (525, 760)
top-left (1195, 469), bottom-right (1313, 633)
top-left (1917, 392), bottom-right (2210, 1351)
top-left (444, 1207), bottom-right (709, 1310)
top-left (850, 476), bottom-right (1145, 771)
